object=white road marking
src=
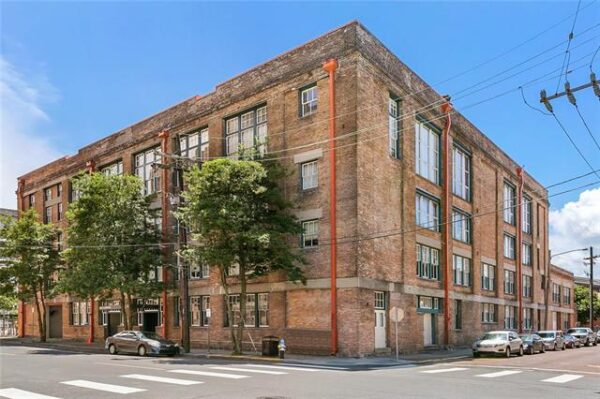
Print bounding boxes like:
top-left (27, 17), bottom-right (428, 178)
top-left (121, 374), bottom-right (202, 386)
top-left (0, 388), bottom-right (62, 399)
top-left (169, 370), bottom-right (248, 379)
top-left (241, 364), bottom-right (325, 372)
top-left (95, 362), bottom-right (165, 371)
top-left (60, 380), bottom-right (145, 394)
top-left (210, 366), bottom-right (287, 375)
top-left (421, 367), bottom-right (469, 374)
top-left (0, 353), bottom-right (16, 356)
top-left (476, 370), bottom-right (523, 378)
top-left (542, 374), bottom-right (583, 384)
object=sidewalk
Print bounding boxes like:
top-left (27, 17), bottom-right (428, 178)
top-left (1, 337), bottom-right (472, 368)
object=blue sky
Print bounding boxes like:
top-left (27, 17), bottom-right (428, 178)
top-left (1, 1), bottom-right (599, 273)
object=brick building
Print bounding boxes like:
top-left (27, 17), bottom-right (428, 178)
top-left (16, 21), bottom-right (574, 355)
top-left (547, 265), bottom-right (576, 331)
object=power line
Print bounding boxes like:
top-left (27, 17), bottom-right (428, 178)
top-left (555, 0), bottom-right (583, 94)
top-left (574, 104), bottom-right (600, 152)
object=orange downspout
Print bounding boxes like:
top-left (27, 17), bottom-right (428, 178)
top-left (441, 99), bottom-right (453, 347)
top-left (516, 167), bottom-right (524, 333)
top-left (16, 179), bottom-right (25, 337)
top-left (86, 160), bottom-right (96, 344)
top-left (323, 59), bottom-right (338, 355)
top-left (159, 130), bottom-right (170, 338)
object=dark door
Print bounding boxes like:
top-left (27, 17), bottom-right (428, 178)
top-left (107, 313), bottom-right (120, 337)
top-left (48, 306), bottom-right (63, 338)
top-left (143, 312), bottom-right (158, 333)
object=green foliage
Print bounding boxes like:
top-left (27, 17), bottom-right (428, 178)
top-left (58, 173), bottom-right (163, 328)
top-left (177, 158), bottom-right (305, 353)
top-left (0, 295), bottom-right (18, 313)
top-left (574, 284), bottom-right (600, 324)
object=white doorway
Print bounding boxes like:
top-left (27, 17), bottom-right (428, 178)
top-left (374, 309), bottom-right (386, 348)
top-left (423, 313), bottom-right (433, 346)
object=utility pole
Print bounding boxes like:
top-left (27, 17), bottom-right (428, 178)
top-left (584, 247), bottom-right (598, 329)
top-left (540, 73), bottom-right (600, 111)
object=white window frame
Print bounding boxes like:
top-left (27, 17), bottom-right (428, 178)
top-left (481, 303), bottom-right (496, 323)
top-left (504, 269), bottom-right (515, 294)
top-left (522, 274), bottom-right (532, 298)
top-left (504, 234), bottom-right (516, 259)
top-left (258, 293), bottom-right (268, 327)
top-left (302, 220), bottom-right (319, 248)
top-left (522, 196), bottom-right (532, 233)
top-left (522, 243), bottom-right (532, 265)
top-left (300, 85), bottom-right (318, 117)
top-left (135, 147), bottom-right (160, 195)
top-left (416, 192), bottom-right (439, 231)
top-left (301, 160), bottom-right (318, 190)
top-left (415, 120), bottom-right (440, 184)
top-left (452, 145), bottom-right (471, 201)
top-left (101, 161), bottom-right (123, 176)
top-left (481, 263), bottom-right (496, 291)
top-left (504, 305), bottom-right (516, 329)
top-left (374, 291), bottom-right (386, 309)
top-left (452, 209), bottom-right (471, 243)
top-left (225, 106), bottom-right (267, 158)
top-left (452, 255), bottom-right (471, 287)
top-left (503, 183), bottom-right (516, 225)
top-left (189, 261), bottom-right (209, 280)
top-left (389, 97), bottom-right (400, 158)
top-left (416, 244), bottom-right (440, 280)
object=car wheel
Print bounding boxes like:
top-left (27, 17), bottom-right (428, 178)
top-left (505, 347), bottom-right (511, 358)
top-left (518, 346), bottom-right (524, 357)
top-left (527, 346), bottom-right (534, 355)
top-left (553, 343), bottom-right (557, 351)
top-left (561, 343), bottom-right (565, 351)
top-left (137, 345), bottom-right (147, 357)
top-left (108, 344), bottom-right (117, 355)
top-left (473, 352), bottom-right (480, 358)
top-left (541, 345), bottom-right (545, 353)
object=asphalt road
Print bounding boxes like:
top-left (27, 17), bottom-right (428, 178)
top-left (1, 343), bottom-right (599, 399)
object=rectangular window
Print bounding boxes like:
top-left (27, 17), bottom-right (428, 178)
top-left (454, 300), bottom-right (462, 330)
top-left (44, 206), bottom-right (52, 224)
top-left (225, 106), bottom-right (267, 158)
top-left (522, 275), bottom-right (532, 298)
top-left (417, 296), bottom-right (441, 311)
top-left (389, 97), bottom-right (400, 158)
top-left (227, 295), bottom-right (241, 327)
top-left (374, 291), bottom-right (386, 309)
top-left (226, 294), bottom-right (267, 327)
top-left (302, 220), bottom-right (319, 248)
top-left (71, 301), bottom-right (89, 326)
top-left (504, 305), bottom-right (516, 329)
top-left (522, 243), bottom-right (532, 265)
top-left (173, 297), bottom-right (180, 327)
top-left (416, 244), bottom-right (440, 280)
top-left (44, 187), bottom-right (52, 201)
top-left (451, 209), bottom-right (471, 243)
top-left (563, 287), bottom-right (571, 305)
top-left (57, 183), bottom-right (62, 198)
top-left (190, 296), bottom-right (210, 326)
top-left (190, 296), bottom-right (201, 326)
top-left (481, 263), bottom-right (496, 291)
top-left (29, 194), bottom-right (35, 207)
top-left (522, 196), bottom-right (532, 234)
top-left (180, 128), bottom-right (209, 162)
top-left (452, 145), bottom-right (471, 201)
top-left (257, 293), bottom-right (268, 327)
top-left (101, 161), bottom-right (123, 176)
top-left (504, 234), bottom-right (516, 259)
top-left (416, 192), bottom-right (440, 231)
top-left (189, 261), bottom-right (209, 280)
top-left (503, 182), bottom-right (516, 225)
top-left (523, 308), bottom-right (532, 330)
top-left (135, 147), bottom-right (160, 195)
top-left (504, 269), bottom-right (515, 294)
top-left (552, 284), bottom-right (561, 304)
top-left (70, 180), bottom-right (81, 203)
top-left (453, 255), bottom-right (471, 287)
top-left (301, 161), bottom-right (318, 190)
top-left (481, 303), bottom-right (496, 323)
top-left (562, 314), bottom-right (569, 331)
top-left (57, 203), bottom-right (63, 221)
top-left (201, 296), bottom-right (210, 326)
top-left (300, 85), bottom-right (318, 117)
top-left (415, 119), bottom-right (440, 184)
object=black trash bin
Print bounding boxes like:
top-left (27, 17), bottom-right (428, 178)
top-left (262, 336), bottom-right (279, 356)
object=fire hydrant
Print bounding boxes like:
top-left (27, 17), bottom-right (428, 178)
top-left (277, 338), bottom-right (286, 359)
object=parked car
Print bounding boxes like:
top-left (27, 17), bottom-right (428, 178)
top-left (519, 334), bottom-right (545, 355)
top-left (566, 328), bottom-right (597, 347)
top-left (563, 334), bottom-right (581, 348)
top-left (537, 330), bottom-right (565, 351)
top-left (472, 331), bottom-right (523, 358)
top-left (105, 330), bottom-right (180, 356)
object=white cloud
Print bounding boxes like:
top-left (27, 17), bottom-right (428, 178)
top-left (0, 57), bottom-right (63, 209)
top-left (549, 187), bottom-right (600, 276)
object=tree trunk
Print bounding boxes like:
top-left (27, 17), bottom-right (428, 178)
top-left (120, 291), bottom-right (129, 330)
top-left (33, 291), bottom-right (45, 342)
top-left (236, 262), bottom-right (247, 355)
top-left (219, 266), bottom-right (239, 354)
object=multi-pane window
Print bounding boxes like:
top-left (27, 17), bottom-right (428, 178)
top-left (44, 187), bottom-right (52, 201)
top-left (190, 296), bottom-right (201, 326)
top-left (389, 97), bottom-right (400, 158)
top-left (71, 301), bottom-right (90, 326)
top-left (190, 296), bottom-right (210, 326)
top-left (451, 209), bottom-right (471, 243)
top-left (57, 183), bottom-right (62, 198)
top-left (415, 119), bottom-right (440, 184)
top-left (180, 128), bottom-right (209, 161)
top-left (301, 161), bottom-right (318, 190)
top-left (57, 203), bottom-right (63, 221)
top-left (300, 85), bottom-right (318, 117)
top-left (101, 161), bottom-right (123, 176)
top-left (522, 243), bottom-right (532, 265)
top-left (225, 106), bottom-right (267, 158)
top-left (44, 206), bottom-right (52, 224)
top-left (504, 305), bottom-right (516, 329)
top-left (226, 293), bottom-right (268, 327)
top-left (523, 308), bottom-right (532, 330)
top-left (522, 275), bottom-right (532, 298)
top-left (416, 244), bottom-right (440, 280)
top-left (258, 293), bottom-right (269, 327)
top-left (374, 291), bottom-right (386, 309)
top-left (70, 181), bottom-right (81, 202)
top-left (562, 314), bottom-right (569, 331)
top-left (135, 147), bottom-right (160, 195)
top-left (522, 196), bottom-right (532, 234)
top-left (302, 220), bottom-right (319, 248)
top-left (481, 263), bottom-right (496, 291)
top-left (552, 284), bottom-right (561, 304)
top-left (189, 261), bottom-right (209, 280)
top-left (453, 255), bottom-right (471, 287)
top-left (29, 194), bottom-right (35, 207)
top-left (504, 270), bottom-right (515, 294)
top-left (503, 183), bottom-right (516, 225)
top-left (504, 234), bottom-right (516, 259)
top-left (454, 300), bottom-right (462, 330)
top-left (563, 287), bottom-right (571, 305)
top-left (481, 303), bottom-right (496, 323)
top-left (56, 232), bottom-right (64, 251)
top-left (416, 192), bottom-right (439, 231)
top-left (452, 145), bottom-right (471, 201)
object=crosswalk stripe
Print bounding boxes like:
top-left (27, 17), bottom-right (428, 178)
top-left (210, 366), bottom-right (287, 375)
top-left (421, 367), bottom-right (469, 374)
top-left (542, 374), bottom-right (583, 384)
top-left (121, 374), bottom-right (203, 385)
top-left (169, 369), bottom-right (248, 379)
top-left (476, 370), bottom-right (523, 378)
top-left (241, 364), bottom-right (324, 372)
top-left (60, 380), bottom-right (145, 394)
top-left (0, 388), bottom-right (62, 399)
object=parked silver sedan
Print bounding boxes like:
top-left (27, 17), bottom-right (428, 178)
top-left (105, 330), bottom-right (180, 356)
top-left (537, 330), bottom-right (565, 351)
top-left (472, 331), bottom-right (524, 358)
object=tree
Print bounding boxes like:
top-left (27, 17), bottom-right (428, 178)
top-left (58, 173), bottom-right (162, 330)
top-left (574, 284), bottom-right (600, 325)
top-left (177, 158), bottom-right (305, 354)
top-left (0, 209), bottom-right (60, 341)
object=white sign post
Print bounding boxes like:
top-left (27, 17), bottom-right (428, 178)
top-left (206, 308), bottom-right (212, 354)
top-left (389, 307), bottom-right (405, 361)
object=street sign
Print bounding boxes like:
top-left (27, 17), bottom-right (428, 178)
top-left (389, 307), bottom-right (404, 323)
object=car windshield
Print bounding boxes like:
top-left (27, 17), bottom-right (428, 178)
top-left (139, 331), bottom-right (163, 340)
top-left (537, 332), bottom-right (554, 338)
top-left (519, 335), bottom-right (532, 340)
top-left (567, 329), bottom-right (585, 334)
top-left (481, 333), bottom-right (507, 341)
